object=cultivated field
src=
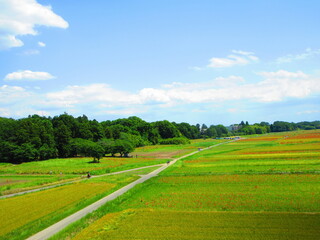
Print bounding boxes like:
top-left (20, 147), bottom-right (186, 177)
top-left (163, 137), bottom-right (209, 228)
top-left (61, 130), bottom-right (320, 240)
top-left (0, 168), bottom-right (159, 240)
top-left (0, 139), bottom-right (226, 239)
top-left (0, 139), bottom-right (221, 196)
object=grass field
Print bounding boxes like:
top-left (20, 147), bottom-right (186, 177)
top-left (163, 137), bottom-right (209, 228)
top-left (59, 130), bottom-right (320, 240)
top-left (0, 139), bottom-right (222, 196)
top-left (72, 209), bottom-right (320, 240)
top-left (0, 168), bottom-right (158, 240)
top-left (164, 130), bottom-right (320, 175)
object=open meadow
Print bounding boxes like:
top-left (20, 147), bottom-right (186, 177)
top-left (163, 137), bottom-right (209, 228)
top-left (60, 130), bottom-right (320, 240)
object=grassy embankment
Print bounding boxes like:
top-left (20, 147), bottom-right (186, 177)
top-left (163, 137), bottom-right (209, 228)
top-left (52, 130), bottom-right (320, 240)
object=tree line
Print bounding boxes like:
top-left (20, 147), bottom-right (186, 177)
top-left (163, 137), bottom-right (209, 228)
top-left (0, 113), bottom-right (318, 163)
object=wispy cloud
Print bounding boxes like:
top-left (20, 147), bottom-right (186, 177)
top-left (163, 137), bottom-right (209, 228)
top-left (276, 48), bottom-right (320, 64)
top-left (0, 0), bottom-right (68, 50)
top-left (4, 70), bottom-right (56, 81)
top-left (0, 85), bottom-right (31, 104)
top-left (207, 50), bottom-right (259, 68)
top-left (22, 49), bottom-right (40, 55)
top-left (38, 41), bottom-right (46, 47)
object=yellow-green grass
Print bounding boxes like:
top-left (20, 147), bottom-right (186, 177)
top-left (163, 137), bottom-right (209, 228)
top-left (0, 156), bottom-right (164, 175)
top-left (116, 174), bottom-right (320, 212)
top-left (0, 175), bottom-right (80, 196)
top-left (132, 139), bottom-right (225, 159)
top-left (71, 209), bottom-right (320, 240)
top-left (164, 130), bottom-right (320, 175)
top-left (0, 169), bottom-right (151, 240)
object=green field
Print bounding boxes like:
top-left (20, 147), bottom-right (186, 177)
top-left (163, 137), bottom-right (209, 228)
top-left (0, 168), bottom-right (160, 240)
top-left (0, 139), bottom-right (225, 239)
top-left (59, 130), bottom-right (320, 240)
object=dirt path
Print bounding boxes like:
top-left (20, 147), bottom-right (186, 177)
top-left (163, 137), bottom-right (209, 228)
top-left (26, 140), bottom-right (234, 240)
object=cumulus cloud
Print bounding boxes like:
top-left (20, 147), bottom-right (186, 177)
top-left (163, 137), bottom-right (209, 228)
top-left (0, 0), bottom-right (68, 50)
top-left (207, 50), bottom-right (259, 68)
top-left (2, 70), bottom-right (319, 118)
top-left (4, 70), bottom-right (55, 81)
top-left (44, 70), bottom-right (320, 113)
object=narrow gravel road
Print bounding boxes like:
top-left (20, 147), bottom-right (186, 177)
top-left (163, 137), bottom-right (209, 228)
top-left (27, 141), bottom-right (234, 240)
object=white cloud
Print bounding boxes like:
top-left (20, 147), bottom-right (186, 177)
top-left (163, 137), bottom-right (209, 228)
top-left (44, 70), bottom-right (320, 113)
top-left (38, 41), bottom-right (46, 47)
top-left (0, 0), bottom-right (68, 50)
top-left (207, 50), bottom-right (259, 68)
top-left (257, 70), bottom-right (308, 79)
top-left (0, 85), bottom-right (31, 103)
top-left (276, 48), bottom-right (320, 64)
top-left (4, 70), bottom-right (55, 81)
top-left (2, 70), bottom-right (319, 118)
top-left (46, 84), bottom-right (141, 107)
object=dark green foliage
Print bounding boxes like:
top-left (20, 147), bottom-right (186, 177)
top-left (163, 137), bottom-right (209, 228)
top-left (271, 121), bottom-right (297, 132)
top-left (153, 120), bottom-right (181, 139)
top-left (173, 122), bottom-right (200, 139)
top-left (71, 138), bottom-right (104, 162)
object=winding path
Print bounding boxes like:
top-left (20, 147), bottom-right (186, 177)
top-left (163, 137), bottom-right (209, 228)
top-left (26, 141), bottom-right (233, 240)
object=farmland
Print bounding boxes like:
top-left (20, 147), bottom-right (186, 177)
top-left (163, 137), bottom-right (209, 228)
top-left (61, 130), bottom-right (320, 240)
top-left (0, 168), bottom-right (160, 240)
top-left (0, 139), bottom-right (221, 196)
top-left (0, 139), bottom-right (227, 239)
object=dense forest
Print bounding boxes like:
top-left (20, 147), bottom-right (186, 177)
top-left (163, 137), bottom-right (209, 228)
top-left (0, 113), bottom-right (319, 163)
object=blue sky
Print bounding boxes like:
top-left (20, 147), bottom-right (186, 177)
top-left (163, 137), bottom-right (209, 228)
top-left (1, 0), bottom-right (320, 125)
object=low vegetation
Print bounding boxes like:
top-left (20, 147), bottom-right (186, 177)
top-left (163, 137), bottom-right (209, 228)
top-left (52, 130), bottom-right (320, 240)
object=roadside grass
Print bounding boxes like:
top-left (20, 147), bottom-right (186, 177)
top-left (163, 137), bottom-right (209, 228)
top-left (0, 167), bottom-right (159, 240)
